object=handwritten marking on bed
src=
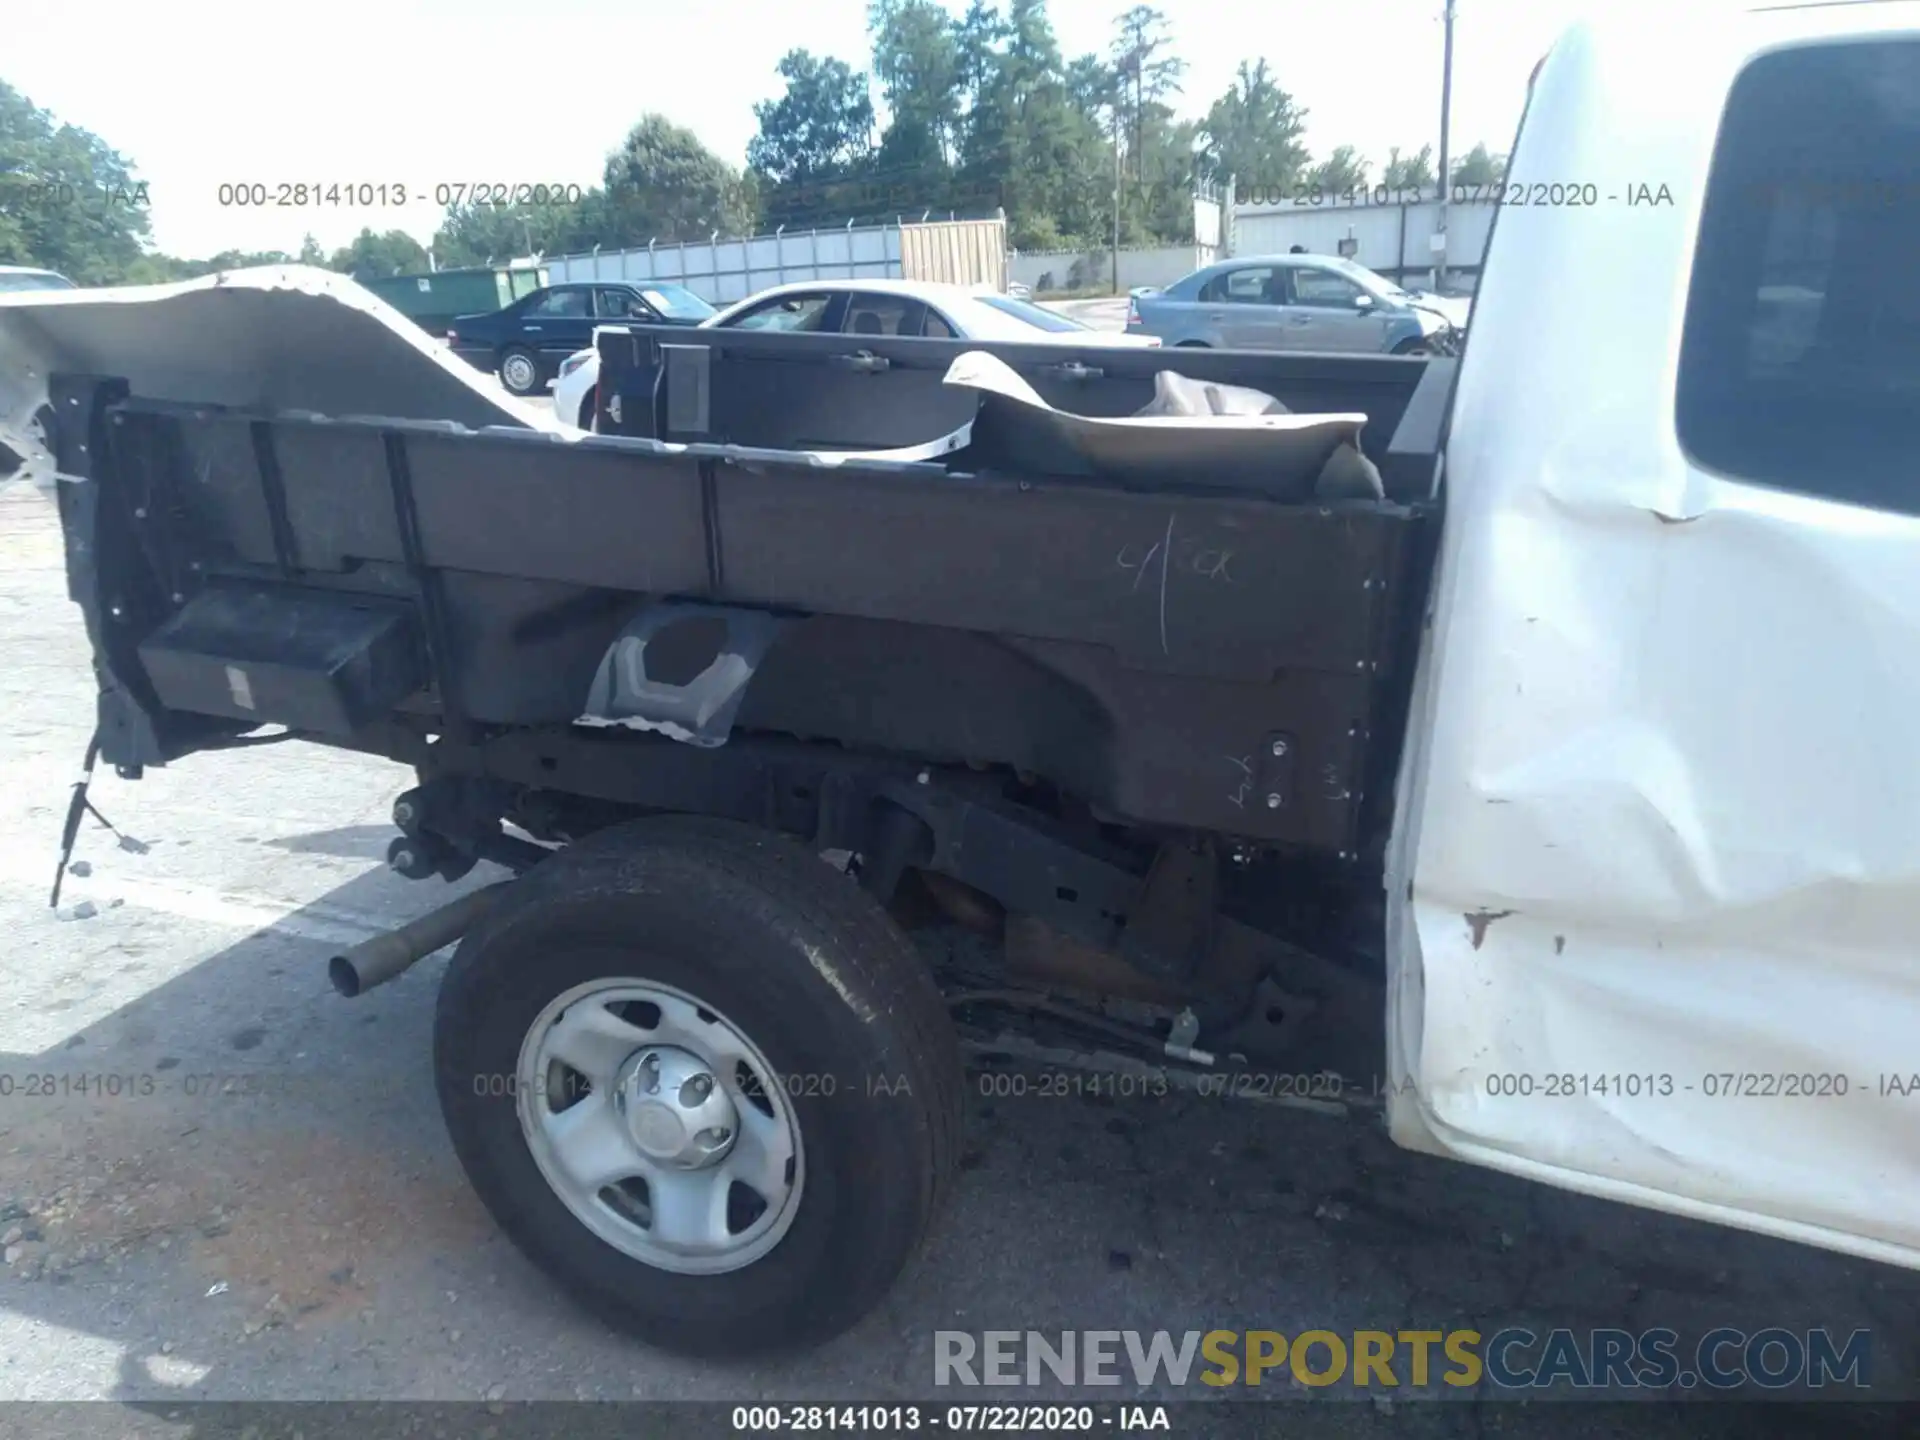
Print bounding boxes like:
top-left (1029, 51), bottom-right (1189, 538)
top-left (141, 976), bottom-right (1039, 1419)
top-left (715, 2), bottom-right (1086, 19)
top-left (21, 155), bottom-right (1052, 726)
top-left (1116, 538), bottom-right (1235, 586)
top-left (1226, 754), bottom-right (1253, 809)
top-left (1115, 517), bottom-right (1236, 656)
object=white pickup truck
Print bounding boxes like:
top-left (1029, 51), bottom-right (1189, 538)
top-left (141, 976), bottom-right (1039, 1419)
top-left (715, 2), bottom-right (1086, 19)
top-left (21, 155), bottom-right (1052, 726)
top-left (1387, 0), bottom-right (1920, 1268)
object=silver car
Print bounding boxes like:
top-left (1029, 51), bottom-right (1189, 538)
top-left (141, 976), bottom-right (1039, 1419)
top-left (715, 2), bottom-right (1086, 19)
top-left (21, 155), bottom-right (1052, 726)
top-left (0, 265), bottom-right (76, 294)
top-left (1126, 254), bottom-right (1459, 354)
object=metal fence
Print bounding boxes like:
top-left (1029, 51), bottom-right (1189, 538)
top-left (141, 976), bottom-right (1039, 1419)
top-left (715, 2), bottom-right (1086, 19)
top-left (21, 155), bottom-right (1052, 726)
top-left (1231, 188), bottom-right (1497, 287)
top-left (546, 218), bottom-right (1006, 302)
top-left (1007, 245), bottom-right (1215, 294)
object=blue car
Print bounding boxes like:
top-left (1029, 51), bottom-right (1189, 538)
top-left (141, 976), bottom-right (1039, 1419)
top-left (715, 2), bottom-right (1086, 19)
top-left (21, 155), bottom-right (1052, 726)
top-left (1127, 254), bottom-right (1460, 354)
top-left (448, 281), bottom-right (715, 396)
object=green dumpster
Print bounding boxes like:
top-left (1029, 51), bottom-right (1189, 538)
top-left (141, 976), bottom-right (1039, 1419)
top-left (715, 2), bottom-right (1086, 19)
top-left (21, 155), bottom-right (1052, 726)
top-left (357, 264), bottom-right (548, 335)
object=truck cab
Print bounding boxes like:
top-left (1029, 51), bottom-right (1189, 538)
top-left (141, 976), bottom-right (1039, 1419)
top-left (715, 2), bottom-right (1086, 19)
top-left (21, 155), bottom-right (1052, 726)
top-left (1388, 1), bottom-right (1920, 1260)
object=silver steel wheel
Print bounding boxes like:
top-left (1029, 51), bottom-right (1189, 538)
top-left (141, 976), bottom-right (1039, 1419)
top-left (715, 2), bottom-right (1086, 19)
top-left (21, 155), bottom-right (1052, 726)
top-left (500, 352), bottom-right (538, 393)
top-left (515, 978), bottom-right (804, 1275)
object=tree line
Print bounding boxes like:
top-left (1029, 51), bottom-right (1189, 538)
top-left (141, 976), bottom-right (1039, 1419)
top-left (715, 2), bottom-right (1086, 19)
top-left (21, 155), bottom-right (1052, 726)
top-left (749, 2), bottom-right (1504, 250)
top-left (1, 1), bottom-right (1507, 284)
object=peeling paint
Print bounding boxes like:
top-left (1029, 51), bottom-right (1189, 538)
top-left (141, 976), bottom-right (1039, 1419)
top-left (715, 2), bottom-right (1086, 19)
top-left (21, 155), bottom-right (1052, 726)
top-left (1463, 909), bottom-right (1515, 950)
top-left (0, 264), bottom-right (564, 450)
top-left (577, 604), bottom-right (786, 749)
top-left (570, 713), bottom-right (698, 744)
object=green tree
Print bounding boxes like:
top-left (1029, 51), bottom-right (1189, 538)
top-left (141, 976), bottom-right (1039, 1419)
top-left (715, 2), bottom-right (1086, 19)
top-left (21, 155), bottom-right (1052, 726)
top-left (432, 203), bottom-right (541, 267)
top-left (1125, 111), bottom-right (1199, 243)
top-left (0, 81), bottom-right (152, 283)
top-left (941, 0), bottom-right (1019, 219)
top-left (297, 232), bottom-right (326, 265)
top-left (959, 0), bottom-right (1109, 247)
top-left (869, 0), bottom-right (961, 193)
top-left (1061, 52), bottom-right (1121, 242)
top-left (749, 50), bottom-right (877, 226)
top-left (113, 254), bottom-right (189, 284)
top-left (1066, 52), bottom-right (1118, 121)
top-left (1104, 6), bottom-right (1192, 244)
top-left (1197, 61), bottom-right (1308, 195)
top-left (429, 187), bottom-right (612, 265)
top-left (328, 226), bottom-right (429, 276)
top-left (1303, 145), bottom-right (1370, 196)
top-left (1381, 145), bottom-right (1436, 192)
top-left (1108, 6), bottom-right (1184, 183)
top-left (1450, 142), bottom-right (1506, 186)
top-left (604, 116), bottom-right (755, 242)
top-left (952, 0), bottom-right (1007, 110)
top-left (199, 248), bottom-right (296, 270)
top-left (114, 248), bottom-right (299, 284)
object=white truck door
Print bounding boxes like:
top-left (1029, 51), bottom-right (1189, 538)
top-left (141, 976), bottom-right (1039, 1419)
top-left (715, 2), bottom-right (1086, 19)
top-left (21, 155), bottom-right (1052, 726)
top-left (1387, 5), bottom-right (1920, 1269)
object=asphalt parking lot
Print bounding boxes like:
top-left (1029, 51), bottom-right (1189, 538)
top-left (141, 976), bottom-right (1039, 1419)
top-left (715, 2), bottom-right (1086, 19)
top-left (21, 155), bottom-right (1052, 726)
top-left (1050, 296), bottom-right (1131, 331)
top-left (1, 429), bottom-right (1917, 1434)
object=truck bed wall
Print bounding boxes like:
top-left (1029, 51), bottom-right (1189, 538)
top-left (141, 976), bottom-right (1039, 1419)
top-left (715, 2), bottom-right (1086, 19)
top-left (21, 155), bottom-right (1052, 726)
top-left (58, 353), bottom-right (1440, 858)
top-left (596, 325), bottom-right (1441, 501)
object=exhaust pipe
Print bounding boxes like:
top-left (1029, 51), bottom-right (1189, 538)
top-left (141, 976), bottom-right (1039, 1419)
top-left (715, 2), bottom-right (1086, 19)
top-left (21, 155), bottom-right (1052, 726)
top-left (328, 881), bottom-right (514, 998)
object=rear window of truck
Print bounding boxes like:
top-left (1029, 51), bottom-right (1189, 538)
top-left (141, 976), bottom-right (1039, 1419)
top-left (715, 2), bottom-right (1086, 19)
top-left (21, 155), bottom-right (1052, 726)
top-left (1676, 39), bottom-right (1920, 515)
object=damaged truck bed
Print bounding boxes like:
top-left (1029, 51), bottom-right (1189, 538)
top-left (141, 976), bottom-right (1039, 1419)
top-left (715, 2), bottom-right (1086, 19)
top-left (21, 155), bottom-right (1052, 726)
top-left (8, 270), bottom-right (1447, 875)
top-left (2, 266), bottom-right (1452, 1354)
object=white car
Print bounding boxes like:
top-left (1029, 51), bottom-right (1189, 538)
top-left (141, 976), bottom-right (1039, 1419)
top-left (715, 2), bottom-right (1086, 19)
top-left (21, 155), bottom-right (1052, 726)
top-left (0, 265), bottom-right (76, 294)
top-left (552, 279), bottom-right (1158, 430)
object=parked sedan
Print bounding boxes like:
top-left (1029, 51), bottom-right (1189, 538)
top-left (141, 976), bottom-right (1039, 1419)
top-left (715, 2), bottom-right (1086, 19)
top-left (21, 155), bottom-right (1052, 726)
top-left (0, 265), bottom-right (77, 293)
top-left (1127, 254), bottom-right (1459, 354)
top-left (447, 281), bottom-right (715, 396)
top-left (552, 279), bottom-right (1157, 431)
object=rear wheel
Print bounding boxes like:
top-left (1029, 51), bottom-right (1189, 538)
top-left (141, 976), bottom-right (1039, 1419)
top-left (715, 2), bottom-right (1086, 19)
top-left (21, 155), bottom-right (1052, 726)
top-left (577, 394), bottom-right (595, 431)
top-left (433, 816), bottom-right (963, 1356)
top-left (1175, 339), bottom-right (1211, 348)
top-left (1392, 338), bottom-right (1434, 356)
top-left (499, 346), bottom-right (542, 395)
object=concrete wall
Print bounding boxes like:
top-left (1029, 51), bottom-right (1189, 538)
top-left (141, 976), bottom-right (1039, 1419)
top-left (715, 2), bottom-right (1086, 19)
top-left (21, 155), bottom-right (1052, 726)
top-left (1008, 245), bottom-right (1213, 294)
top-left (1232, 190), bottom-right (1497, 286)
top-left (548, 218), bottom-right (1007, 302)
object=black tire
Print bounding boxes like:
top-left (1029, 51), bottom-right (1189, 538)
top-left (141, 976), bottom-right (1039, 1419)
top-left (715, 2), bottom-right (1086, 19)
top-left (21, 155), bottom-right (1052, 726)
top-left (577, 394), bottom-right (595, 432)
top-left (434, 816), bottom-right (963, 1356)
top-left (498, 345), bottom-right (543, 396)
top-left (1392, 339), bottom-right (1433, 356)
top-left (1175, 339), bottom-right (1211, 348)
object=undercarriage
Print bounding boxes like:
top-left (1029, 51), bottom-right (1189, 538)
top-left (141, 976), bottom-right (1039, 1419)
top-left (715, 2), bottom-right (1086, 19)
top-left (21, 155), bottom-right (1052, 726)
top-left (352, 721), bottom-right (1389, 1111)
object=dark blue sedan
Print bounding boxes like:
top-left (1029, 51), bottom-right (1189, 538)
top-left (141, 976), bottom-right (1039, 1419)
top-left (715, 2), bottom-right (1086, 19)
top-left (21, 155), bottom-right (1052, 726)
top-left (448, 281), bottom-right (715, 396)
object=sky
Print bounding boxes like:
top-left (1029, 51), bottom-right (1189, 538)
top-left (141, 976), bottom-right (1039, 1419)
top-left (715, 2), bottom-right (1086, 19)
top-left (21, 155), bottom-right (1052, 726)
top-left (8, 0), bottom-right (1612, 259)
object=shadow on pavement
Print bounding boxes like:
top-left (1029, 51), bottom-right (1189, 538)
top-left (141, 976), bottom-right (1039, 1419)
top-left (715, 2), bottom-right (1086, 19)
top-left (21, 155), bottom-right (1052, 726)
top-left (0, 862), bottom-right (1915, 1435)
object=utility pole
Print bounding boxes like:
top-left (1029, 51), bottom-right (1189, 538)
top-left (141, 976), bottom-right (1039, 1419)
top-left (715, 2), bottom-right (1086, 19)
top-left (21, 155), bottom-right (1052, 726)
top-left (1434, 0), bottom-right (1456, 291)
top-left (1112, 58), bottom-right (1133, 298)
top-left (1113, 114), bottom-right (1122, 296)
